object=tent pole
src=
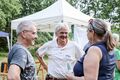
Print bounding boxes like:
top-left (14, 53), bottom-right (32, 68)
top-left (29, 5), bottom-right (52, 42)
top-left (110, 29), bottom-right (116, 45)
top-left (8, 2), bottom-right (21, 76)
top-left (7, 36), bottom-right (10, 52)
top-left (11, 28), bottom-right (13, 49)
top-left (71, 24), bottom-right (74, 40)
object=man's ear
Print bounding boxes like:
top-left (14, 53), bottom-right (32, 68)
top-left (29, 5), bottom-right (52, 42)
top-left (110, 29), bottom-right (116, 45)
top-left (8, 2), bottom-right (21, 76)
top-left (21, 31), bottom-right (26, 39)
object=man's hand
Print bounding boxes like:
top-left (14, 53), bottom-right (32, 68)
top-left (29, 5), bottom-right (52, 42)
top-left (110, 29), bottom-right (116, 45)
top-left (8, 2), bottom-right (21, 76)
top-left (66, 73), bottom-right (75, 80)
top-left (43, 64), bottom-right (48, 72)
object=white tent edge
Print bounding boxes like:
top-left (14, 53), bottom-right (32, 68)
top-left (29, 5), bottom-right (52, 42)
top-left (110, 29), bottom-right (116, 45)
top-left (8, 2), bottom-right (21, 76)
top-left (11, 0), bottom-right (92, 31)
top-left (10, 0), bottom-right (93, 47)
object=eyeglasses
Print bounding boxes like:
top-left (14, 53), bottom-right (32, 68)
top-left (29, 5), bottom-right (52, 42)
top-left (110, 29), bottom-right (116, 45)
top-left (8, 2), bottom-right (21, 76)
top-left (60, 32), bottom-right (68, 34)
top-left (88, 19), bottom-right (95, 31)
top-left (23, 30), bottom-right (37, 35)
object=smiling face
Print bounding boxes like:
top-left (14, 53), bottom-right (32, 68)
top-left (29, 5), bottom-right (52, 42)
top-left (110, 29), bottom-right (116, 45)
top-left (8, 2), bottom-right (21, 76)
top-left (26, 26), bottom-right (37, 45)
top-left (56, 27), bottom-right (68, 43)
top-left (21, 25), bottom-right (38, 46)
top-left (112, 33), bottom-right (120, 47)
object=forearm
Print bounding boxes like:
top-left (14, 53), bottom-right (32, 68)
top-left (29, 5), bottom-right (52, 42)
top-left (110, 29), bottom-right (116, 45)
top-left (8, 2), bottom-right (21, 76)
top-left (8, 65), bottom-right (21, 80)
top-left (40, 57), bottom-right (48, 71)
top-left (35, 52), bottom-right (48, 71)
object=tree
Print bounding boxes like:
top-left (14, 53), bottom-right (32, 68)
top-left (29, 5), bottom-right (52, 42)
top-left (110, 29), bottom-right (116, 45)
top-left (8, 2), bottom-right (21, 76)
top-left (0, 0), bottom-right (21, 32)
top-left (78, 0), bottom-right (119, 21)
top-left (0, 0), bottom-right (21, 51)
top-left (19, 0), bottom-right (56, 16)
top-left (78, 0), bottom-right (120, 33)
top-left (1, 0), bottom-right (119, 51)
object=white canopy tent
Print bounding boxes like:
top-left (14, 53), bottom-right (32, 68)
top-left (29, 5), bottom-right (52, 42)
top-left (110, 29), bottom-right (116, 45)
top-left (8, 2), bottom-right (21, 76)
top-left (11, 0), bottom-right (92, 47)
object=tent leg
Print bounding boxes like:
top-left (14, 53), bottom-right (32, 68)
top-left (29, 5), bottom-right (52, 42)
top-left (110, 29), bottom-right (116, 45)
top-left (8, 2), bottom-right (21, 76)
top-left (11, 29), bottom-right (13, 49)
top-left (71, 24), bottom-right (74, 40)
top-left (7, 36), bottom-right (10, 52)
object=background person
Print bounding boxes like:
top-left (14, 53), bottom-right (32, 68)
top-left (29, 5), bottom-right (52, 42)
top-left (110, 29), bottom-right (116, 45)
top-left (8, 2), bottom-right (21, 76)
top-left (112, 33), bottom-right (120, 80)
top-left (36, 22), bottom-right (84, 80)
top-left (8, 21), bottom-right (38, 80)
top-left (66, 19), bottom-right (116, 80)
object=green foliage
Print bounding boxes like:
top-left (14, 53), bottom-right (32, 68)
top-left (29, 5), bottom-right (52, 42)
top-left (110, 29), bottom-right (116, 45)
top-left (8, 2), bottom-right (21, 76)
top-left (78, 0), bottom-right (120, 23)
top-left (29, 45), bottom-right (39, 57)
top-left (19, 0), bottom-right (56, 16)
top-left (28, 32), bottom-right (53, 56)
top-left (67, 0), bottom-right (79, 7)
top-left (0, 0), bottom-right (22, 31)
top-left (111, 23), bottom-right (120, 35)
top-left (35, 32), bottom-right (53, 45)
top-left (0, 37), bottom-right (9, 52)
top-left (0, 0), bottom-right (120, 52)
top-left (0, 0), bottom-right (22, 51)
top-left (0, 11), bottom-right (6, 31)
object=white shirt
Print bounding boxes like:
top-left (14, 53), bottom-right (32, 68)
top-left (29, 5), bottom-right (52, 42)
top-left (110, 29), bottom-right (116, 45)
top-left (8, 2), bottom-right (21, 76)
top-left (37, 39), bottom-right (84, 78)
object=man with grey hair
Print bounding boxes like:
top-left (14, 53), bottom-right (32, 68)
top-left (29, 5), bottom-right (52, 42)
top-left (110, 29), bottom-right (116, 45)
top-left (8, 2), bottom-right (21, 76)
top-left (36, 22), bottom-right (83, 80)
top-left (8, 21), bottom-right (38, 80)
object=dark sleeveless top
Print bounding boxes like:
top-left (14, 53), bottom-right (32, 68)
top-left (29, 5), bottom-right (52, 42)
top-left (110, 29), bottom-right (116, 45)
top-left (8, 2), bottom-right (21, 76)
top-left (73, 41), bottom-right (116, 80)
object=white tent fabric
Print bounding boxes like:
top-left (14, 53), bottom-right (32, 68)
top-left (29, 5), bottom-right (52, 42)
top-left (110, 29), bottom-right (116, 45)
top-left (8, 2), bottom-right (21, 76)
top-left (73, 21), bottom-right (111, 52)
top-left (11, 0), bottom-right (93, 47)
top-left (73, 26), bottom-right (88, 51)
top-left (11, 0), bottom-right (92, 32)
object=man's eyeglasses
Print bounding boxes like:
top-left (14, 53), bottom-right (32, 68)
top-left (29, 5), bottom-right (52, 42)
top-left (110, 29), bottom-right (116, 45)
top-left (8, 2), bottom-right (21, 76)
top-left (23, 30), bottom-right (37, 35)
top-left (60, 32), bottom-right (68, 34)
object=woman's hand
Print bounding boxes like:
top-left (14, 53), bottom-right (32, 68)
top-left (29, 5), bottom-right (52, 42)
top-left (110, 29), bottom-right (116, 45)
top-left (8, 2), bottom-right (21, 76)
top-left (66, 73), bottom-right (75, 80)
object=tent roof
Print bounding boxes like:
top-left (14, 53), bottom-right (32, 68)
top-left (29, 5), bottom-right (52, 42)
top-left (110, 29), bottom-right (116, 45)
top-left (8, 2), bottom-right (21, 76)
top-left (11, 0), bottom-right (92, 32)
top-left (0, 31), bottom-right (9, 37)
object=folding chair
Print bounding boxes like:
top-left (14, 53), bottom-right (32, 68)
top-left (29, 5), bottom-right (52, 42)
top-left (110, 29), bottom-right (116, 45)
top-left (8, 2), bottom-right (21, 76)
top-left (35, 61), bottom-right (45, 80)
top-left (0, 62), bottom-right (8, 80)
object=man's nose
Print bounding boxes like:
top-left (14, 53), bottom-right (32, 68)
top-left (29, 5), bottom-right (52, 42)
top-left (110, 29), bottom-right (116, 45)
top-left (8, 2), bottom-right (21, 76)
top-left (62, 33), bottom-right (66, 36)
top-left (35, 34), bottom-right (38, 39)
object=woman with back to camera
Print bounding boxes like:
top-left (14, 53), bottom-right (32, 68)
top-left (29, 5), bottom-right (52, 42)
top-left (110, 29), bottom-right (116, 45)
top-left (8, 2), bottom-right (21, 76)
top-left (66, 19), bottom-right (116, 80)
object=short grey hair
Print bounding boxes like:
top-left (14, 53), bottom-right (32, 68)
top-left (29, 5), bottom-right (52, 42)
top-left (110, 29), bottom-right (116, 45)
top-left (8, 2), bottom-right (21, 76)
top-left (16, 21), bottom-right (36, 35)
top-left (112, 33), bottom-right (119, 42)
top-left (55, 22), bottom-right (70, 34)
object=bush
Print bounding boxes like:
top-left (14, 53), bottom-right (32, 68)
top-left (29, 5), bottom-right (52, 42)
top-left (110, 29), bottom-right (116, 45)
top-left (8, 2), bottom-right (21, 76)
top-left (29, 44), bottom-right (40, 57)
top-left (0, 52), bottom-right (8, 57)
top-left (0, 37), bottom-right (9, 52)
